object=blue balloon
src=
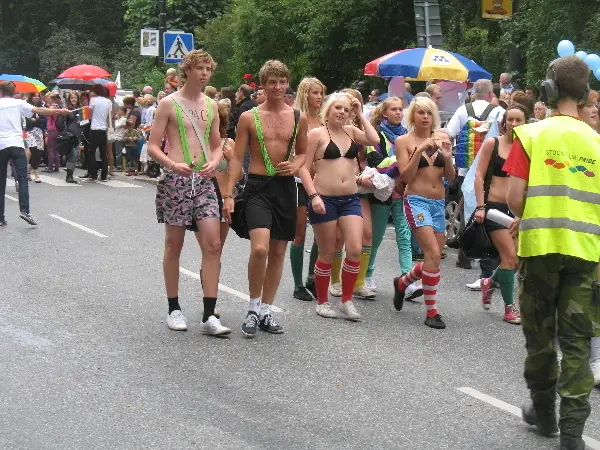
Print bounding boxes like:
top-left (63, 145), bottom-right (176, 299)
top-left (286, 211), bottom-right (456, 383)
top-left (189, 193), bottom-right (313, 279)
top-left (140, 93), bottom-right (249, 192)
top-left (585, 54), bottom-right (600, 71)
top-left (557, 40), bottom-right (575, 57)
top-left (595, 68), bottom-right (600, 81)
top-left (576, 51), bottom-right (588, 60)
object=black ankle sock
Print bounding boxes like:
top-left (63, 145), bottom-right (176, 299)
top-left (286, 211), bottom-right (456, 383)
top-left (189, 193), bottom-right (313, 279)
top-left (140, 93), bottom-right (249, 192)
top-left (168, 296), bottom-right (180, 314)
top-left (202, 297), bottom-right (217, 322)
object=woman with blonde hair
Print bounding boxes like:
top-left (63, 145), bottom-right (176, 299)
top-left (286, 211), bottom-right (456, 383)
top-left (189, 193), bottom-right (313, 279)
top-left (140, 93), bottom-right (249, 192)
top-left (299, 92), bottom-right (379, 320)
top-left (365, 96), bottom-right (420, 299)
top-left (290, 77), bottom-right (326, 302)
top-left (393, 97), bottom-right (454, 329)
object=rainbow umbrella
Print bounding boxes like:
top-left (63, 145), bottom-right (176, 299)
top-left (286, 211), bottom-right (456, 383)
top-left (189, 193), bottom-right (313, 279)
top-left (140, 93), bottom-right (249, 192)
top-left (0, 74), bottom-right (47, 92)
top-left (364, 48), bottom-right (491, 82)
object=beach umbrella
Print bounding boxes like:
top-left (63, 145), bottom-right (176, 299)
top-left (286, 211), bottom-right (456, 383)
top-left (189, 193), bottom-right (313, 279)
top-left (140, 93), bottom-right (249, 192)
top-left (364, 47), bottom-right (491, 82)
top-left (0, 74), bottom-right (47, 92)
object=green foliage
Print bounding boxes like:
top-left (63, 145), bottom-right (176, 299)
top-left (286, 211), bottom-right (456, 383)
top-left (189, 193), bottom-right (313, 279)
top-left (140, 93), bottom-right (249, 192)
top-left (38, 29), bottom-right (106, 82)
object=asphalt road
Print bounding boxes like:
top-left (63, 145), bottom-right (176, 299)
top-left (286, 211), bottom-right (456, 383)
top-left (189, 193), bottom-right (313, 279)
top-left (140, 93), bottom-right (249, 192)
top-left (1, 170), bottom-right (599, 450)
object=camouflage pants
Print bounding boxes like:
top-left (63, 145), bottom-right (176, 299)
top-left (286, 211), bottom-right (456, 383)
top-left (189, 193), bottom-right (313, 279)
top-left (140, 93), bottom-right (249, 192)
top-left (519, 255), bottom-right (600, 438)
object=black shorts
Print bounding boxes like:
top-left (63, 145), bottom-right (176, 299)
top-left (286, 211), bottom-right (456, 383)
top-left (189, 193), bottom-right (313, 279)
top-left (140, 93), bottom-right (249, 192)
top-left (246, 174), bottom-right (297, 241)
top-left (297, 182), bottom-right (309, 207)
top-left (484, 201), bottom-right (514, 233)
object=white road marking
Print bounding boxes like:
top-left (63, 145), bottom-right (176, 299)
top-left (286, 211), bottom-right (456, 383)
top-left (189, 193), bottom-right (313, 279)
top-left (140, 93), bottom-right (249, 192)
top-left (38, 175), bottom-right (80, 187)
top-left (99, 179), bottom-right (141, 188)
top-left (6, 178), bottom-right (14, 187)
top-left (5, 194), bottom-right (18, 202)
top-left (180, 267), bottom-right (283, 313)
top-left (48, 214), bottom-right (108, 238)
top-left (457, 387), bottom-right (600, 449)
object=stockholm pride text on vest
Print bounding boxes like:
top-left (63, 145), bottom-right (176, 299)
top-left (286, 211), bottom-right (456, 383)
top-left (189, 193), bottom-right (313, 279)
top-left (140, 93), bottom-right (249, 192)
top-left (545, 149), bottom-right (596, 165)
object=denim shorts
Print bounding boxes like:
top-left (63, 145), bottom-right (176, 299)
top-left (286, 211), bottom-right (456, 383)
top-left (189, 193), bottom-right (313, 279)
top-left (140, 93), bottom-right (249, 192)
top-left (309, 193), bottom-right (362, 225)
top-left (404, 194), bottom-right (445, 233)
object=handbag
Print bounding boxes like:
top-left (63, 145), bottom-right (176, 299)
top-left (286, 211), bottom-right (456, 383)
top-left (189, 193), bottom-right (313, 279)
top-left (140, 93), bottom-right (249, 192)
top-left (230, 109), bottom-right (300, 240)
top-left (107, 109), bottom-right (116, 143)
top-left (56, 130), bottom-right (78, 156)
top-left (456, 138), bottom-right (499, 259)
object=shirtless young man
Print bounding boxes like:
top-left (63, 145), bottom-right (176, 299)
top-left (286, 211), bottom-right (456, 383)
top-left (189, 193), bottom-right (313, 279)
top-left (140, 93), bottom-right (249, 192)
top-left (222, 60), bottom-right (308, 338)
top-left (148, 50), bottom-right (230, 337)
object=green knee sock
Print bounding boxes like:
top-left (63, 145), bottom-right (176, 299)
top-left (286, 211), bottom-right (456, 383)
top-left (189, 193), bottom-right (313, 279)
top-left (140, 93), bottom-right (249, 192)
top-left (491, 266), bottom-right (500, 283)
top-left (307, 240), bottom-right (319, 283)
top-left (290, 244), bottom-right (304, 288)
top-left (497, 268), bottom-right (516, 306)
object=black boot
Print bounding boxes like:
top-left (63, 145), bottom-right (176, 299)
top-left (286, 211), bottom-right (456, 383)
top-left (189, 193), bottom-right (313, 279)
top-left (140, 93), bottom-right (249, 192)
top-left (66, 169), bottom-right (77, 184)
top-left (560, 436), bottom-right (585, 450)
top-left (521, 400), bottom-right (558, 437)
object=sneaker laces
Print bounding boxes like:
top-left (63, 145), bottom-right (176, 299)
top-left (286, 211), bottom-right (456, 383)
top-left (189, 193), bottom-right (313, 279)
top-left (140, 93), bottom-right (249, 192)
top-left (171, 310), bottom-right (185, 322)
top-left (506, 304), bottom-right (519, 315)
top-left (262, 314), bottom-right (279, 327)
top-left (344, 301), bottom-right (359, 315)
top-left (244, 313), bottom-right (259, 326)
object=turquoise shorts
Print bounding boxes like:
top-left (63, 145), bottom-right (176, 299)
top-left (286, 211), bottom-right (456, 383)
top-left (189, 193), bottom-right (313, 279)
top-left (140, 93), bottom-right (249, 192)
top-left (403, 194), bottom-right (445, 233)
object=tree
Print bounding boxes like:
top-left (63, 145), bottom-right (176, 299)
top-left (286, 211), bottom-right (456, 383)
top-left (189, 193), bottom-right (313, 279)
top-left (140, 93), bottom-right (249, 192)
top-left (38, 29), bottom-right (106, 82)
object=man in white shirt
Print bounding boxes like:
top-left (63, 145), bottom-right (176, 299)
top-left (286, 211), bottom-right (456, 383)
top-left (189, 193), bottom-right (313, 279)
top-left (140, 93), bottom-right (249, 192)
top-left (446, 79), bottom-right (505, 285)
top-left (86, 85), bottom-right (113, 181)
top-left (0, 81), bottom-right (69, 226)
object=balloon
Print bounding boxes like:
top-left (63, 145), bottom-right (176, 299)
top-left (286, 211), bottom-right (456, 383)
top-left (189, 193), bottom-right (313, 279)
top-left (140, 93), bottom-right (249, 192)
top-left (575, 51), bottom-right (588, 60)
top-left (557, 40), bottom-right (575, 57)
top-left (584, 54), bottom-right (600, 71)
top-left (595, 68), bottom-right (600, 81)
top-left (106, 81), bottom-right (117, 97)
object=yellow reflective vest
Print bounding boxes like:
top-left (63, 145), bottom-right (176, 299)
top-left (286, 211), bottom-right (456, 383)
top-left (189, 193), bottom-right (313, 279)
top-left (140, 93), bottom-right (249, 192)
top-left (513, 116), bottom-right (600, 262)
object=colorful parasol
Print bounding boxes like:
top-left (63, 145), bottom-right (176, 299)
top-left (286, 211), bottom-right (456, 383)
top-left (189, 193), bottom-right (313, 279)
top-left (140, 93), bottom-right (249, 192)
top-left (57, 65), bottom-right (111, 81)
top-left (364, 47), bottom-right (491, 82)
top-left (0, 74), bottom-right (47, 92)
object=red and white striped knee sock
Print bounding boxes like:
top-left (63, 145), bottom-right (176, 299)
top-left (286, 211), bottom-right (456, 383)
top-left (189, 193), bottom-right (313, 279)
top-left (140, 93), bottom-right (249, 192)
top-left (397, 262), bottom-right (424, 291)
top-left (422, 269), bottom-right (440, 318)
top-left (314, 259), bottom-right (332, 305)
top-left (341, 259), bottom-right (361, 303)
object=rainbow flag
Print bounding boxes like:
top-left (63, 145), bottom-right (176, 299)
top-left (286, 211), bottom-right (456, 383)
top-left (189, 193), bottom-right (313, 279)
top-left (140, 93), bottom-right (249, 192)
top-left (454, 120), bottom-right (491, 169)
top-left (81, 106), bottom-right (91, 121)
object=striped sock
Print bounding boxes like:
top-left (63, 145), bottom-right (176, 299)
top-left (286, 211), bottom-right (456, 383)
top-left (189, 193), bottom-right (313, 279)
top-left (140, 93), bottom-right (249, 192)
top-left (422, 269), bottom-right (440, 318)
top-left (313, 259), bottom-right (332, 305)
top-left (330, 251), bottom-right (343, 285)
top-left (397, 262), bottom-right (424, 291)
top-left (354, 246), bottom-right (372, 288)
top-left (341, 259), bottom-right (361, 303)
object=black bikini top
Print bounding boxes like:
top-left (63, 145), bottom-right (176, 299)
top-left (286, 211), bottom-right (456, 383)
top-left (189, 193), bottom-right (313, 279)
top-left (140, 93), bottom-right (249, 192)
top-left (491, 138), bottom-right (508, 178)
top-left (411, 145), bottom-right (445, 169)
top-left (317, 126), bottom-right (360, 160)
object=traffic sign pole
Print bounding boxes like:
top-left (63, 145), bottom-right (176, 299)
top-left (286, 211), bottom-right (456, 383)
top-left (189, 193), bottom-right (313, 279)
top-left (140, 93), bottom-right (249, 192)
top-left (158, 0), bottom-right (167, 64)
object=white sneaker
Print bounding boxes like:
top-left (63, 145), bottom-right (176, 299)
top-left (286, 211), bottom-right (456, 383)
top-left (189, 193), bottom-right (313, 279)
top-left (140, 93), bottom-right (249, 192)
top-left (200, 315), bottom-right (231, 336)
top-left (405, 281), bottom-right (423, 301)
top-left (316, 302), bottom-right (338, 318)
top-left (338, 300), bottom-right (362, 321)
top-left (353, 285), bottom-right (376, 300)
top-left (591, 361), bottom-right (600, 387)
top-left (365, 276), bottom-right (377, 291)
top-left (166, 310), bottom-right (187, 331)
top-left (466, 278), bottom-right (482, 291)
top-left (329, 283), bottom-right (342, 297)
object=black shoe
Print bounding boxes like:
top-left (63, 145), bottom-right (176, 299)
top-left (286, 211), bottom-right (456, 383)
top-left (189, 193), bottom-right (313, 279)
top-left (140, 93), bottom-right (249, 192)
top-left (66, 170), bottom-right (78, 184)
top-left (78, 173), bottom-right (92, 179)
top-left (259, 313), bottom-right (284, 334)
top-left (0, 219), bottom-right (7, 227)
top-left (412, 253), bottom-right (424, 261)
top-left (293, 286), bottom-right (314, 301)
top-left (19, 212), bottom-right (37, 226)
top-left (521, 400), bottom-right (558, 437)
top-left (305, 278), bottom-right (317, 298)
top-left (424, 314), bottom-right (446, 329)
top-left (241, 311), bottom-right (259, 338)
top-left (560, 436), bottom-right (585, 450)
top-left (393, 277), bottom-right (405, 311)
top-left (456, 260), bottom-right (473, 269)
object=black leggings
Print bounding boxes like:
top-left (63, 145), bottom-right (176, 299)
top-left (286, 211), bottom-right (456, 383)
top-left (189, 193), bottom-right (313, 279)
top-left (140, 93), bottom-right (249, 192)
top-left (29, 146), bottom-right (42, 170)
top-left (88, 129), bottom-right (108, 180)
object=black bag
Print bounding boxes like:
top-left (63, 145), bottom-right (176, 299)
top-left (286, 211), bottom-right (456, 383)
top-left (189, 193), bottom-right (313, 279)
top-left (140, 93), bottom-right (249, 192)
top-left (230, 109), bottom-right (300, 239)
top-left (56, 131), bottom-right (78, 156)
top-left (457, 138), bottom-right (499, 259)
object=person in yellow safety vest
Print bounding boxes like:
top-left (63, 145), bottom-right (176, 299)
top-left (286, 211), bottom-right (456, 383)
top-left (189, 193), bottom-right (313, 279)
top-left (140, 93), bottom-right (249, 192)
top-left (504, 55), bottom-right (600, 450)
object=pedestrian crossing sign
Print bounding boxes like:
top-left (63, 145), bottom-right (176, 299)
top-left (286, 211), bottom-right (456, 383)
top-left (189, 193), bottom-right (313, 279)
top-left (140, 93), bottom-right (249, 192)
top-left (164, 31), bottom-right (194, 63)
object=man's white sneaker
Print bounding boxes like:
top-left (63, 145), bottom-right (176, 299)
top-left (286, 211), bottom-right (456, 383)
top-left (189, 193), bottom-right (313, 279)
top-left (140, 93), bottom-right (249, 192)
top-left (316, 302), bottom-right (338, 318)
top-left (405, 281), bottom-right (423, 301)
top-left (199, 315), bottom-right (231, 336)
top-left (329, 283), bottom-right (342, 297)
top-left (338, 300), bottom-right (362, 321)
top-left (166, 310), bottom-right (187, 331)
top-left (466, 278), bottom-right (482, 291)
top-left (365, 276), bottom-right (377, 291)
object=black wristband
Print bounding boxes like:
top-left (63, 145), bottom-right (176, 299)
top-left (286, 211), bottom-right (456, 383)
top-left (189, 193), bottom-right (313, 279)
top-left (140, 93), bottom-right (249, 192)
top-left (309, 193), bottom-right (319, 201)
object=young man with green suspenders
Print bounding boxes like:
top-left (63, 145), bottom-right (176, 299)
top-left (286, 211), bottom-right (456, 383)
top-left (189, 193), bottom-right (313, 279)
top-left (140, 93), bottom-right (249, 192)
top-left (222, 60), bottom-right (308, 338)
top-left (148, 50), bottom-right (230, 337)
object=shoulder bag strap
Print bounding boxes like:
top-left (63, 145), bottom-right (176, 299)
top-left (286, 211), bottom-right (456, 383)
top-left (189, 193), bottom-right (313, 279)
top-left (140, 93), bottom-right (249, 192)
top-left (170, 94), bottom-right (211, 164)
top-left (465, 103), bottom-right (476, 119)
top-left (479, 103), bottom-right (497, 121)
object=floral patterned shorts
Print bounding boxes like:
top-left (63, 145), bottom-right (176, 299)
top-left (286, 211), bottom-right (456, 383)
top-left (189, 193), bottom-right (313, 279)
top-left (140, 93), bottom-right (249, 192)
top-left (156, 172), bottom-right (220, 231)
